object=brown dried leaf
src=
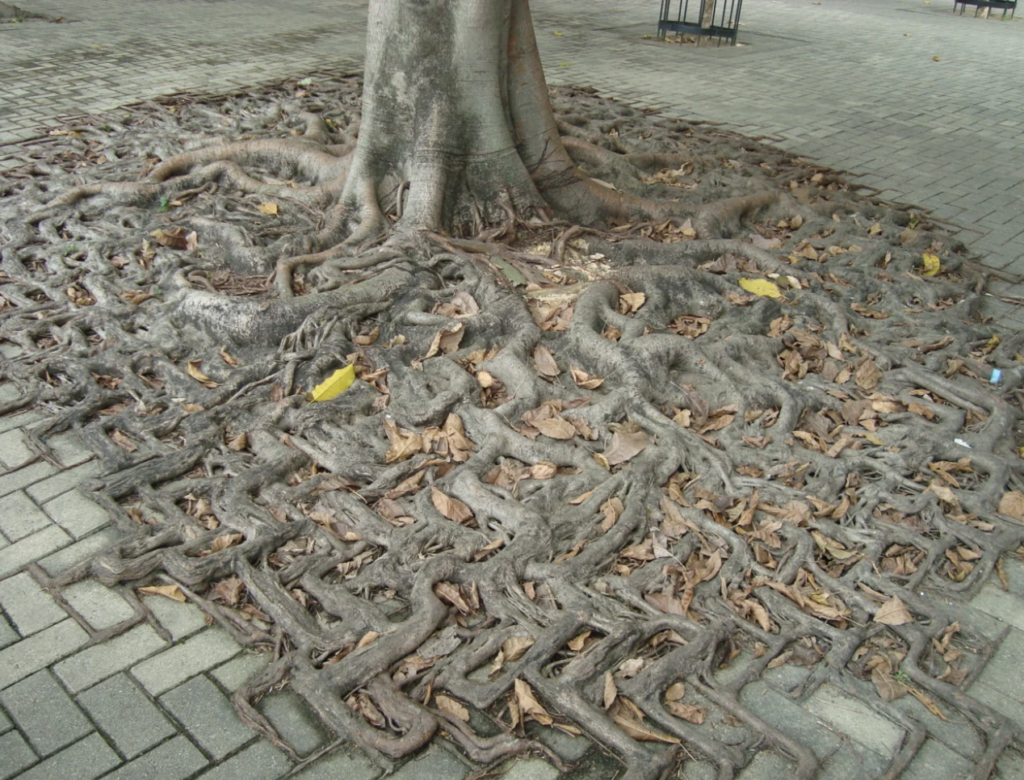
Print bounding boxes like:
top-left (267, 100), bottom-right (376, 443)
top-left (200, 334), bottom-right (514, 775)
top-left (998, 491), bottom-right (1024, 520)
top-left (257, 201), bottom-right (279, 215)
top-left (383, 418), bottom-right (424, 463)
top-left (435, 695), bottom-right (470, 722)
top-left (187, 360), bottom-right (219, 389)
top-left (645, 591), bottom-right (686, 616)
top-left (502, 636), bottom-right (534, 663)
top-left (571, 366), bottom-right (604, 389)
top-left (431, 487), bottom-right (475, 525)
top-left (211, 576), bottom-right (244, 606)
top-left (855, 359), bottom-right (883, 391)
top-left (619, 292), bottom-right (646, 314)
top-left (109, 429), bottom-right (138, 453)
top-left (873, 596), bottom-right (913, 626)
top-left (425, 323), bottom-right (465, 358)
top-left (603, 429), bottom-right (649, 466)
top-left (603, 671), bottom-right (617, 710)
top-left (533, 344), bottom-right (560, 378)
top-left (530, 461), bottom-right (558, 480)
top-left (226, 432), bottom-right (248, 452)
top-left (138, 584), bottom-right (186, 602)
top-left (665, 701), bottom-right (706, 725)
top-left (210, 533), bottom-right (244, 552)
top-left (610, 701), bottom-right (680, 743)
top-left (532, 416), bottom-right (576, 440)
top-left (871, 667), bottom-right (907, 701)
top-left (514, 679), bottom-right (553, 726)
top-left (150, 227), bottom-right (189, 250)
top-left (434, 581), bottom-right (474, 614)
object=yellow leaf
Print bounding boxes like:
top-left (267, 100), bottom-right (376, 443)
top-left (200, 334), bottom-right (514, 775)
top-left (921, 253), bottom-right (941, 276)
top-left (310, 365), bottom-right (355, 402)
top-left (738, 278), bottom-right (782, 298)
top-left (932, 55), bottom-right (941, 61)
top-left (257, 202), bottom-right (279, 215)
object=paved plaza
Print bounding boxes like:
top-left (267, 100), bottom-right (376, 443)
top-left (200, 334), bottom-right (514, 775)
top-left (1, 0), bottom-right (1023, 778)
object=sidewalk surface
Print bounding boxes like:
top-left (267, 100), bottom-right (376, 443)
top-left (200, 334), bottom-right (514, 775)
top-left (1, 1), bottom-right (1023, 778)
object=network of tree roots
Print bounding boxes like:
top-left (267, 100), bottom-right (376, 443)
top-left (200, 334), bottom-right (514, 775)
top-left (2, 72), bottom-right (1024, 780)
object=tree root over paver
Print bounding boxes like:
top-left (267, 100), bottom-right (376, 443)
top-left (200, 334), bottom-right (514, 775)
top-left (2, 71), bottom-right (1024, 779)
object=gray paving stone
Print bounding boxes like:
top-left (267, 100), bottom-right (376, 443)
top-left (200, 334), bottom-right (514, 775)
top-left (210, 652), bottom-right (269, 692)
top-left (736, 750), bottom-right (794, 780)
top-left (45, 432), bottom-right (94, 468)
top-left (0, 670), bottom-right (93, 756)
top-left (901, 738), bottom-right (974, 780)
top-left (0, 570), bottom-right (66, 636)
top-left (159, 675), bottom-right (254, 760)
top-left (194, 740), bottom-right (291, 780)
top-left (0, 490), bottom-right (52, 542)
top-left (0, 730), bottom-right (37, 780)
top-left (0, 702), bottom-right (9, 733)
top-left (969, 628), bottom-right (1024, 731)
top-left (390, 747), bottom-right (470, 780)
top-left (501, 758), bottom-right (561, 780)
top-left (55, 623), bottom-right (168, 693)
top-left (16, 732), bottom-right (120, 780)
top-left (100, 735), bottom-right (208, 780)
top-left (292, 748), bottom-right (380, 780)
top-left (62, 580), bottom-right (135, 631)
top-left (816, 742), bottom-right (889, 780)
top-left (26, 460), bottom-right (104, 503)
top-left (131, 628), bottom-right (241, 695)
top-left (0, 460), bottom-right (58, 498)
top-left (0, 524), bottom-right (72, 578)
top-left (78, 673), bottom-right (176, 759)
top-left (258, 689), bottom-right (328, 756)
top-left (0, 413), bottom-right (45, 436)
top-left (37, 526), bottom-right (118, 576)
top-left (805, 684), bottom-right (904, 758)
top-left (0, 613), bottom-right (15, 650)
top-left (0, 430), bottom-right (33, 469)
top-left (141, 593), bottom-right (208, 641)
top-left (0, 618), bottom-right (89, 690)
top-left (739, 681), bottom-right (841, 759)
top-left (43, 490), bottom-right (109, 539)
top-left (971, 585), bottom-right (1024, 632)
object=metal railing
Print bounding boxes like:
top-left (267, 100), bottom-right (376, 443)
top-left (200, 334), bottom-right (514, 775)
top-left (657, 0), bottom-right (743, 45)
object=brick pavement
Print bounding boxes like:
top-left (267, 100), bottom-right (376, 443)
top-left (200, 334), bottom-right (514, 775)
top-left (1, 0), bottom-right (1024, 778)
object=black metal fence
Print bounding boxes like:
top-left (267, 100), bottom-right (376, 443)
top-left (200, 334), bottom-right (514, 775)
top-left (657, 0), bottom-right (743, 45)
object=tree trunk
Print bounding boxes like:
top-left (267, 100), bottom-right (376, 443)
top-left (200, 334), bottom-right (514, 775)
top-left (342, 0), bottom-right (651, 238)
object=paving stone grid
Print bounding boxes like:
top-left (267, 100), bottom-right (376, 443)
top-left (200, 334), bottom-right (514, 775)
top-left (1, 0), bottom-right (1024, 778)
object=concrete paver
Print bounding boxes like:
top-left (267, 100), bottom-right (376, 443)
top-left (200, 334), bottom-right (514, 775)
top-left (0, 670), bottom-right (93, 756)
top-left (78, 673), bottom-right (177, 759)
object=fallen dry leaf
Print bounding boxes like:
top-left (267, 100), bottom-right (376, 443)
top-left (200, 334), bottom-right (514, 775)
top-left (435, 695), bottom-right (470, 722)
top-left (603, 428), bottom-right (649, 466)
top-left (431, 487), bottom-right (475, 525)
top-left (138, 584), bottom-right (186, 602)
top-left (533, 344), bottom-right (560, 378)
top-left (873, 595), bottom-right (913, 626)
top-left (514, 679), bottom-right (553, 725)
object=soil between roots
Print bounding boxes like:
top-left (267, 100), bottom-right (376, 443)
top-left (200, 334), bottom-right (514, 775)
top-left (1, 72), bottom-right (1023, 779)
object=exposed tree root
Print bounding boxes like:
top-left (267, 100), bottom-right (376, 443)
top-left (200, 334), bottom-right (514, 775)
top-left (2, 71), bottom-right (1023, 780)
